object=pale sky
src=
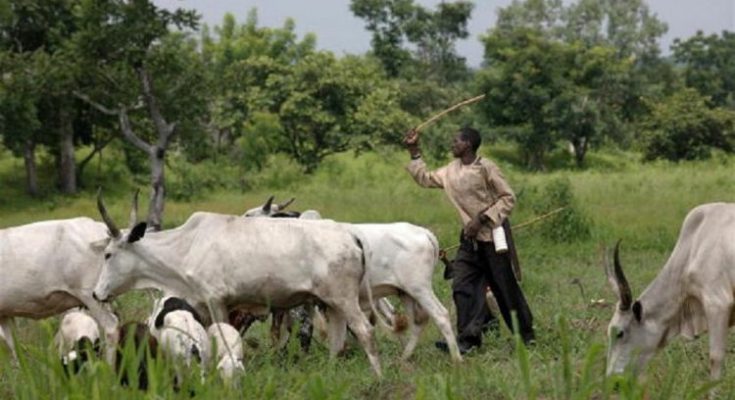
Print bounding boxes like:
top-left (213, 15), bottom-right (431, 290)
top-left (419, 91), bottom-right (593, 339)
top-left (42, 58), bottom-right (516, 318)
top-left (154, 0), bottom-right (735, 66)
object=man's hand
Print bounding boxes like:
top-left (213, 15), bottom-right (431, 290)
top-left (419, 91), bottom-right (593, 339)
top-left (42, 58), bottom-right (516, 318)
top-left (464, 213), bottom-right (490, 239)
top-left (463, 215), bottom-right (483, 239)
top-left (403, 129), bottom-right (421, 158)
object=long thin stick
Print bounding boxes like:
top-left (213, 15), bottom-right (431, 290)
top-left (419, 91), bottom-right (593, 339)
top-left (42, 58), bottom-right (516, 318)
top-left (513, 206), bottom-right (567, 230)
top-left (440, 206), bottom-right (567, 252)
top-left (414, 94), bottom-right (486, 132)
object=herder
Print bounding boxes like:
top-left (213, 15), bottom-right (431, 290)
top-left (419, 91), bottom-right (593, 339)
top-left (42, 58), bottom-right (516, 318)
top-left (404, 126), bottom-right (535, 353)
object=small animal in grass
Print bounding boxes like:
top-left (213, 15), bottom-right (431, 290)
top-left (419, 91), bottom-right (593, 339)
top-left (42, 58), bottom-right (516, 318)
top-left (148, 296), bottom-right (211, 368)
top-left (207, 322), bottom-right (245, 380)
top-left (55, 307), bottom-right (101, 374)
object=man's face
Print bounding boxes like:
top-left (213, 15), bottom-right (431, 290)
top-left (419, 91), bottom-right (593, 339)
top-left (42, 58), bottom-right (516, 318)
top-left (451, 133), bottom-right (471, 157)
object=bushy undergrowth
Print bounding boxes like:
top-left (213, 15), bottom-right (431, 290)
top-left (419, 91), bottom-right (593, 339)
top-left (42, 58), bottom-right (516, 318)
top-left (2, 146), bottom-right (735, 398)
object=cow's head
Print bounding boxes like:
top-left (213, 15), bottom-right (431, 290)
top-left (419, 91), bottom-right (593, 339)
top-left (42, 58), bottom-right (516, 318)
top-left (93, 189), bottom-right (148, 302)
top-left (605, 241), bottom-right (663, 376)
top-left (242, 195), bottom-right (295, 217)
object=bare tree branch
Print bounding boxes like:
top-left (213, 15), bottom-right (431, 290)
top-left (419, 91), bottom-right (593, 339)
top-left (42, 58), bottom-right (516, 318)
top-left (73, 91), bottom-right (118, 116)
top-left (137, 66), bottom-right (177, 148)
top-left (74, 91), bottom-right (152, 154)
top-left (118, 106), bottom-right (153, 154)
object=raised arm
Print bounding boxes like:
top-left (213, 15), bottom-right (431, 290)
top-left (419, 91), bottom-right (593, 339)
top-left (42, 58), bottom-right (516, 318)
top-left (403, 129), bottom-right (445, 188)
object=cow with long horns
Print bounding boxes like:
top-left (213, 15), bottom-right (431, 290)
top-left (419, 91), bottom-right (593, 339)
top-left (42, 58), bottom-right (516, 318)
top-left (92, 191), bottom-right (383, 376)
top-left (605, 203), bottom-right (735, 381)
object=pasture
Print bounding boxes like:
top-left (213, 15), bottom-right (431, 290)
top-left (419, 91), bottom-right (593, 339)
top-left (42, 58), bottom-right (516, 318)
top-left (1, 145), bottom-right (735, 399)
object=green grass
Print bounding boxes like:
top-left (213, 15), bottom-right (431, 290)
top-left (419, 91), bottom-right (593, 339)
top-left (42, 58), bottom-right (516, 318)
top-left (2, 145), bottom-right (735, 398)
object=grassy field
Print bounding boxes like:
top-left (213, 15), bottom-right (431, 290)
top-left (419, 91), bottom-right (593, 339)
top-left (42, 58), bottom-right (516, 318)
top-left (1, 145), bottom-right (735, 399)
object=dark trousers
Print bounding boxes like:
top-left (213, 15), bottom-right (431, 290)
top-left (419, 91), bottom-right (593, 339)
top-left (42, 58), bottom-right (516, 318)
top-left (452, 232), bottom-right (535, 345)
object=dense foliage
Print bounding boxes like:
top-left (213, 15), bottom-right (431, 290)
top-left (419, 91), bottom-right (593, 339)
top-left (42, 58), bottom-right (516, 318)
top-left (1, 0), bottom-right (734, 221)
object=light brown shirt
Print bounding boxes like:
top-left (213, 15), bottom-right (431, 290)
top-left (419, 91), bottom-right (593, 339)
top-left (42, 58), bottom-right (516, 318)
top-left (406, 156), bottom-right (515, 242)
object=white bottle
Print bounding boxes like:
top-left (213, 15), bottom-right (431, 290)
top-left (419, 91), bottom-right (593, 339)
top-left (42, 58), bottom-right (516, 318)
top-left (492, 226), bottom-right (508, 253)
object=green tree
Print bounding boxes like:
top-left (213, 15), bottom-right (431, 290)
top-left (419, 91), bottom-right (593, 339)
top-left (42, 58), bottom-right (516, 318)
top-left (672, 30), bottom-right (735, 109)
top-left (203, 11), bottom-right (412, 173)
top-left (72, 0), bottom-right (202, 230)
top-left (200, 10), bottom-right (316, 165)
top-left (350, 0), bottom-right (473, 83)
top-left (0, 0), bottom-right (86, 194)
top-left (479, 0), bottom-right (666, 168)
top-left (641, 88), bottom-right (735, 161)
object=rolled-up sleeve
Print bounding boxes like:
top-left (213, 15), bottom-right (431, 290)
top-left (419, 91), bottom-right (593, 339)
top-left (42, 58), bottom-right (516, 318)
top-left (482, 163), bottom-right (515, 228)
top-left (406, 159), bottom-right (446, 188)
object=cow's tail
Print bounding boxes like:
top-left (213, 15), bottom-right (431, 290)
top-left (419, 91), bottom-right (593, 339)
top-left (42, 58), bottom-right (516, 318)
top-left (424, 227), bottom-right (441, 265)
top-left (351, 231), bottom-right (393, 333)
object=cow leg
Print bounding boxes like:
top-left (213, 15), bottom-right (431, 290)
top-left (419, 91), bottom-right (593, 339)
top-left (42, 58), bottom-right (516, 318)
top-left (413, 290), bottom-right (462, 363)
top-left (0, 317), bottom-right (18, 361)
top-left (340, 302), bottom-right (382, 377)
top-left (705, 304), bottom-right (731, 381)
top-left (398, 295), bottom-right (424, 360)
top-left (324, 308), bottom-right (347, 357)
top-left (294, 306), bottom-right (314, 352)
top-left (79, 296), bottom-right (119, 365)
top-left (270, 310), bottom-right (291, 350)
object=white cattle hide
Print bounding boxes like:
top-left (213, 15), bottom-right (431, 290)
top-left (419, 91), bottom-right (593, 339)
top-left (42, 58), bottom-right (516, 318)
top-left (55, 307), bottom-right (101, 367)
top-left (92, 205), bottom-right (382, 376)
top-left (207, 323), bottom-right (245, 379)
top-left (606, 203), bottom-right (735, 382)
top-left (0, 217), bottom-right (118, 363)
top-left (148, 296), bottom-right (210, 367)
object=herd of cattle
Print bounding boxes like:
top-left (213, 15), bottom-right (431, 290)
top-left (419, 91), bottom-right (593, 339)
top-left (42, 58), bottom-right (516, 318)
top-left (0, 192), bottom-right (462, 386)
top-left (2, 191), bottom-right (735, 388)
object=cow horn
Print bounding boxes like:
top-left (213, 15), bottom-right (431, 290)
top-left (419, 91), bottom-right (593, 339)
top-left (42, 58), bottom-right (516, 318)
top-left (613, 240), bottom-right (633, 311)
top-left (262, 195), bottom-right (275, 213)
top-left (278, 197), bottom-right (295, 211)
top-left (128, 189), bottom-right (140, 229)
top-left (96, 188), bottom-right (121, 239)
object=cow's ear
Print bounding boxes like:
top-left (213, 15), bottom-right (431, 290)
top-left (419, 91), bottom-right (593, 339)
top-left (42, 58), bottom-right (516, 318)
top-left (128, 222), bottom-right (148, 243)
top-left (89, 237), bottom-right (110, 252)
top-left (632, 300), bottom-right (643, 322)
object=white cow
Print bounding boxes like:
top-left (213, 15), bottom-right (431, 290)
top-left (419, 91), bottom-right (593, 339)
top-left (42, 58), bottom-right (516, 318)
top-left (606, 203), bottom-right (735, 381)
top-left (244, 196), bottom-right (461, 362)
top-left (349, 223), bottom-right (461, 362)
top-left (0, 216), bottom-right (119, 363)
top-left (55, 307), bottom-right (101, 370)
top-left (92, 195), bottom-right (382, 376)
top-left (207, 322), bottom-right (245, 380)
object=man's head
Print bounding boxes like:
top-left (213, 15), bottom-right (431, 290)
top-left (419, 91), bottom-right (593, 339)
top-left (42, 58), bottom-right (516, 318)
top-left (452, 126), bottom-right (481, 157)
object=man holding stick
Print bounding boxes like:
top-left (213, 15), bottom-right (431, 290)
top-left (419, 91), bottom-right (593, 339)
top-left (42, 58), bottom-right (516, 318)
top-left (404, 126), bottom-right (535, 353)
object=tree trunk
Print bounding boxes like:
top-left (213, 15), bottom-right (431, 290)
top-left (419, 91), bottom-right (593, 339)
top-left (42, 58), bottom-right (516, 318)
top-left (147, 147), bottom-right (166, 231)
top-left (572, 137), bottom-right (588, 168)
top-left (23, 139), bottom-right (39, 197)
top-left (58, 106), bottom-right (77, 194)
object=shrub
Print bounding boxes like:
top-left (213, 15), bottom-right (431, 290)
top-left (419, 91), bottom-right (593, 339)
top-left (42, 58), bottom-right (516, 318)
top-left (520, 177), bottom-right (591, 242)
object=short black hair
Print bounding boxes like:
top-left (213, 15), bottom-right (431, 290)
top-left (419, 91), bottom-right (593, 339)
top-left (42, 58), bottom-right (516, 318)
top-left (459, 126), bottom-right (481, 151)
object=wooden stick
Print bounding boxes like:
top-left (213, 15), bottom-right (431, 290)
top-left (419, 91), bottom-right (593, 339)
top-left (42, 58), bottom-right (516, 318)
top-left (440, 206), bottom-right (567, 252)
top-left (513, 206), bottom-right (567, 231)
top-left (414, 94), bottom-right (486, 132)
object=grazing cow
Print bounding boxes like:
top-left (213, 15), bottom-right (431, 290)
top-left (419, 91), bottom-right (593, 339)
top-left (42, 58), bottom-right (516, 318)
top-left (117, 322), bottom-right (158, 390)
top-left (56, 307), bottom-right (101, 373)
top-left (148, 296), bottom-right (210, 368)
top-left (92, 194), bottom-right (382, 376)
top-left (605, 203), bottom-right (735, 381)
top-left (246, 196), bottom-right (461, 362)
top-left (0, 216), bottom-right (120, 363)
top-left (207, 323), bottom-right (245, 380)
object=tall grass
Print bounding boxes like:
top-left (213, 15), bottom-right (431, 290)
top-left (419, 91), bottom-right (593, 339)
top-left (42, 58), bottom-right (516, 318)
top-left (1, 145), bottom-right (735, 398)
